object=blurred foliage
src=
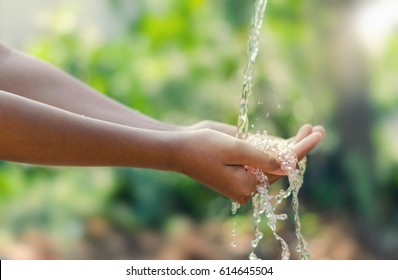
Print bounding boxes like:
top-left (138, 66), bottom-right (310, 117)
top-left (1, 0), bottom-right (398, 259)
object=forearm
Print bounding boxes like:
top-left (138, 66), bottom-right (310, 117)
top-left (0, 43), bottom-right (179, 131)
top-left (0, 90), bottom-right (179, 170)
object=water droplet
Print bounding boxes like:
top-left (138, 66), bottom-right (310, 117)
top-left (276, 214), bottom-right (288, 221)
top-left (231, 201), bottom-right (240, 214)
top-left (249, 251), bottom-right (258, 260)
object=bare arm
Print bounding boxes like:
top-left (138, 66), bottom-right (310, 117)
top-left (0, 43), bottom-right (179, 131)
top-left (0, 90), bottom-right (178, 168)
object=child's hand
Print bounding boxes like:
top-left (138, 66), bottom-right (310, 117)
top-left (174, 124), bottom-right (324, 204)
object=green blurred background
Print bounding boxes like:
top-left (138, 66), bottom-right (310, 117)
top-left (1, 0), bottom-right (398, 259)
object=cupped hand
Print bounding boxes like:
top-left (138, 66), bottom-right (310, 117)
top-left (266, 124), bottom-right (325, 184)
top-left (175, 124), bottom-right (324, 204)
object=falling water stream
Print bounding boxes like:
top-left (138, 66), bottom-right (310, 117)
top-left (236, 0), bottom-right (268, 140)
top-left (232, 0), bottom-right (309, 260)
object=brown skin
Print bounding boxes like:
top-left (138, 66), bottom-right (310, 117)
top-left (0, 43), bottom-right (324, 204)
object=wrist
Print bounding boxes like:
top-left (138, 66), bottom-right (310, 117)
top-left (166, 129), bottom-right (198, 175)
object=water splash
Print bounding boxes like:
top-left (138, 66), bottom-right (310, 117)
top-left (246, 132), bottom-right (309, 260)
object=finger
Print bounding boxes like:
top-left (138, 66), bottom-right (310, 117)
top-left (312, 125), bottom-right (325, 137)
top-left (268, 174), bottom-right (281, 184)
top-left (292, 124), bottom-right (313, 144)
top-left (235, 142), bottom-right (281, 173)
top-left (239, 194), bottom-right (253, 205)
top-left (210, 122), bottom-right (236, 136)
top-left (231, 166), bottom-right (258, 204)
top-left (293, 132), bottom-right (323, 161)
top-left (246, 167), bottom-right (281, 187)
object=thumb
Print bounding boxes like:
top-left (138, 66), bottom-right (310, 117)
top-left (233, 140), bottom-right (282, 174)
